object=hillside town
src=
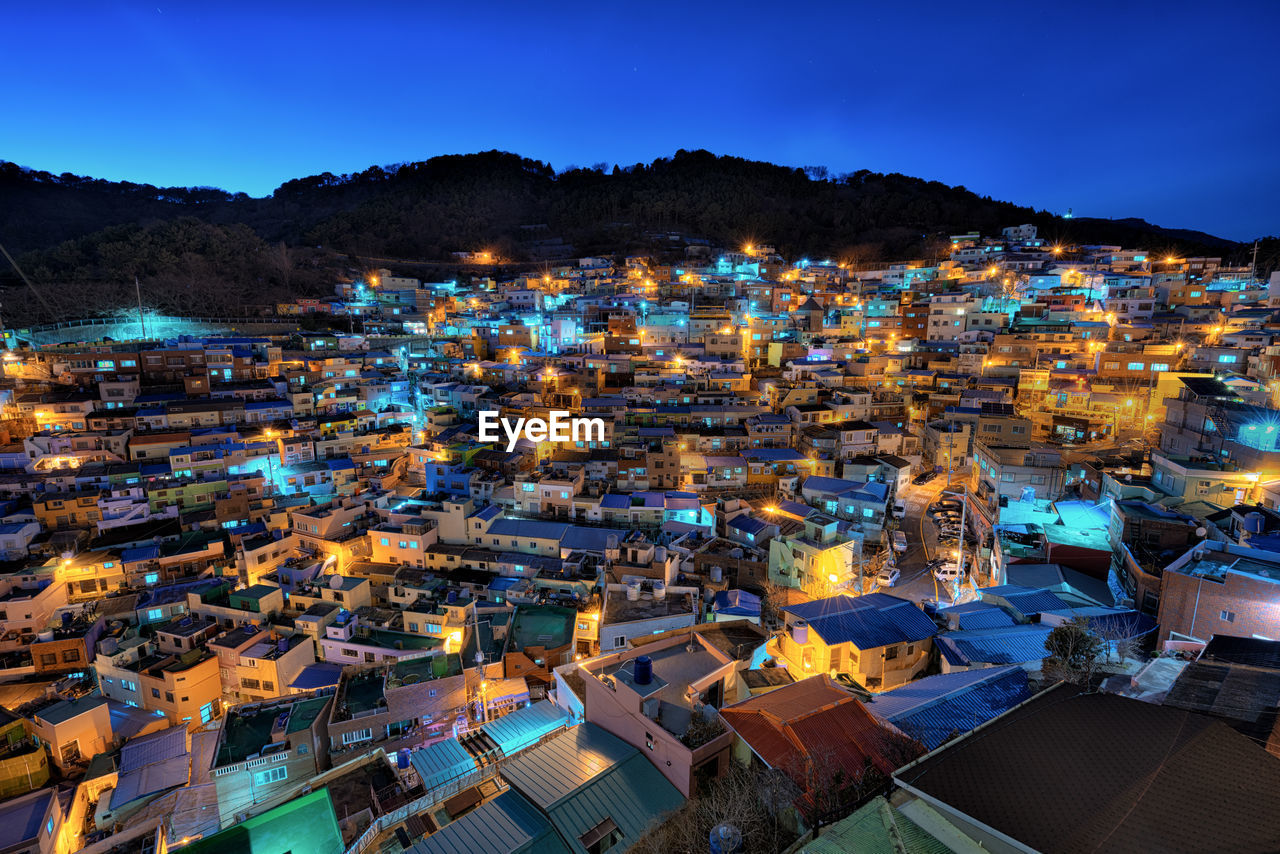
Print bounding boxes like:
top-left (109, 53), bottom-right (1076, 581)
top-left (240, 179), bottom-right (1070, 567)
top-left (1, 224), bottom-right (1279, 854)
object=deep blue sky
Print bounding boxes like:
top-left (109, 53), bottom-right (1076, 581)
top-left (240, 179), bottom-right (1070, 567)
top-left (3, 1), bottom-right (1278, 240)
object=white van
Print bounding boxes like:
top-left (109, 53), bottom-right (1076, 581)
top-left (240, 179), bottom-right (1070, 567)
top-left (891, 500), bottom-right (907, 519)
top-left (933, 563), bottom-right (963, 582)
top-left (892, 530), bottom-right (908, 552)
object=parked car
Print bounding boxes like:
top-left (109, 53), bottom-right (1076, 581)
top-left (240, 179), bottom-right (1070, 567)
top-left (912, 470), bottom-right (938, 485)
top-left (930, 500), bottom-right (961, 513)
top-left (934, 563), bottom-right (964, 582)
top-left (892, 530), bottom-right (908, 552)
top-left (876, 566), bottom-right (901, 587)
top-left (891, 500), bottom-right (907, 519)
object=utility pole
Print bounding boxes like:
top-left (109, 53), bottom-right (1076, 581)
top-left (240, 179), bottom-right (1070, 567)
top-left (135, 276), bottom-right (147, 340)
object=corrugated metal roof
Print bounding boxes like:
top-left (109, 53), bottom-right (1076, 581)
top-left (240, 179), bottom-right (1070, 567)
top-left (480, 701), bottom-right (569, 755)
top-left (867, 666), bottom-right (1032, 750)
top-left (935, 624), bottom-right (1054, 667)
top-left (546, 752), bottom-right (684, 852)
top-left (409, 737), bottom-right (476, 792)
top-left (119, 724), bottom-right (187, 773)
top-left (408, 790), bottom-right (567, 854)
top-left (799, 796), bottom-right (950, 854)
top-left (787, 594), bottom-right (937, 649)
top-left (499, 723), bottom-right (632, 809)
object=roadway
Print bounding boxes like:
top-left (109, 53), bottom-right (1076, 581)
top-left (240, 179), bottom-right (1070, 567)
top-left (877, 473), bottom-right (977, 607)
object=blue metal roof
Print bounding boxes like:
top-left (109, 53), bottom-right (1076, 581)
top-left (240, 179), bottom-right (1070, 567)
top-left (713, 589), bottom-right (761, 617)
top-left (936, 601), bottom-right (1017, 631)
top-left (934, 624), bottom-right (1054, 667)
top-left (867, 666), bottom-right (1032, 750)
top-left (727, 515), bottom-right (769, 536)
top-left (785, 593), bottom-right (938, 649)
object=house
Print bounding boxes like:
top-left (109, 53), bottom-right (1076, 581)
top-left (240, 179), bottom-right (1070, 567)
top-left (0, 709), bottom-right (49, 799)
top-left (210, 693), bottom-right (333, 821)
top-left (894, 685), bottom-right (1280, 854)
top-left (175, 787), bottom-right (344, 854)
top-left (326, 656), bottom-right (467, 760)
top-left (0, 787), bottom-right (66, 854)
top-left (934, 624), bottom-right (1055, 674)
top-left (863, 665), bottom-right (1032, 750)
top-left (105, 725), bottom-right (190, 822)
top-left (26, 696), bottom-right (111, 771)
top-left (775, 593), bottom-right (937, 690)
top-left (720, 675), bottom-right (922, 827)
top-left (1154, 540), bottom-right (1280, 649)
top-left (1162, 635), bottom-right (1280, 757)
top-left (794, 795), bottom-right (955, 854)
top-left (577, 632), bottom-right (736, 797)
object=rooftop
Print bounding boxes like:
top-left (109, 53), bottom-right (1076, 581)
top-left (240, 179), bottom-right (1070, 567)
top-left (896, 686), bottom-right (1280, 854)
top-left (217, 695), bottom-right (330, 765)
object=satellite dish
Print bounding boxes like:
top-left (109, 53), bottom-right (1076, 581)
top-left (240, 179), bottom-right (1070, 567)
top-left (1195, 527), bottom-right (1207, 538)
top-left (329, 575), bottom-right (344, 590)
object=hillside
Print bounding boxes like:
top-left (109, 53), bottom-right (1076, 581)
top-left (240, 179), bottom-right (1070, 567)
top-left (0, 150), bottom-right (1273, 322)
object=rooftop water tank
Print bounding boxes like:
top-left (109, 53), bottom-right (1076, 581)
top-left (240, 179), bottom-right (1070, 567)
top-left (447, 590), bottom-right (458, 605)
top-left (1244, 512), bottom-right (1266, 534)
top-left (397, 748), bottom-right (411, 769)
top-left (792, 620), bottom-right (809, 645)
top-left (633, 655), bottom-right (653, 686)
top-left (626, 581), bottom-right (641, 601)
top-left (653, 581), bottom-right (666, 600)
top-left (710, 565), bottom-right (723, 583)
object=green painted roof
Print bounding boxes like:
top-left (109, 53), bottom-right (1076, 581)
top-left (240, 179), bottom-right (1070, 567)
top-left (178, 788), bottom-right (342, 854)
top-left (799, 797), bottom-right (949, 854)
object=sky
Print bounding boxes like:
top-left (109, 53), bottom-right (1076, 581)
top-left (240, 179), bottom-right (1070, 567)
top-left (2, 0), bottom-right (1278, 240)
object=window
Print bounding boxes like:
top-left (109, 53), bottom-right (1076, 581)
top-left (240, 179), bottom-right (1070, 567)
top-left (40, 654), bottom-right (57, 666)
top-left (147, 608), bottom-right (163, 622)
top-left (342, 728), bottom-right (373, 745)
top-left (152, 688), bottom-right (160, 698)
top-left (121, 679), bottom-right (137, 692)
top-left (253, 766), bottom-right (288, 786)
top-left (1220, 610), bottom-right (1235, 622)
top-left (62, 649), bottom-right (80, 663)
top-left (885, 645), bottom-right (899, 660)
top-left (1150, 363), bottom-right (1169, 372)
top-left (1126, 362), bottom-right (1144, 371)
top-left (1218, 354), bottom-right (1237, 363)
top-left (145, 573), bottom-right (159, 585)
top-left (613, 635), bottom-right (627, 649)
top-left (579, 819), bottom-right (624, 854)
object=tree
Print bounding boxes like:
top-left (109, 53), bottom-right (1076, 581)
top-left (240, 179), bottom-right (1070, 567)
top-left (625, 761), bottom-right (796, 854)
top-left (1043, 618), bottom-right (1104, 684)
top-left (1092, 613), bottom-right (1147, 667)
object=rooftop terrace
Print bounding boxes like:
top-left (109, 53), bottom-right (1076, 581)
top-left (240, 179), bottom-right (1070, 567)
top-left (217, 695), bottom-right (330, 765)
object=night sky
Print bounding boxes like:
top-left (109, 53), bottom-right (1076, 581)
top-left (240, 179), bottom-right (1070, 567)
top-left (4, 1), bottom-right (1278, 240)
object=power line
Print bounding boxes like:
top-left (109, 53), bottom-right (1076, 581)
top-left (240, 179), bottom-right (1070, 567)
top-left (0, 241), bottom-right (56, 317)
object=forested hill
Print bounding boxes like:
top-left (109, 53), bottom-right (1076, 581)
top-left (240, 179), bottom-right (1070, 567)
top-left (0, 150), bottom-right (1271, 318)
